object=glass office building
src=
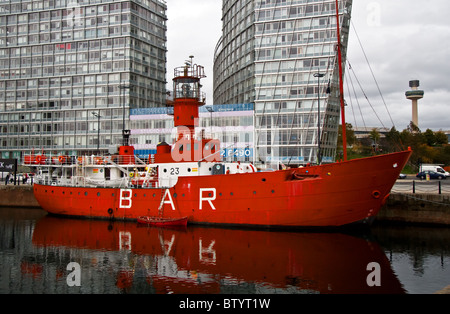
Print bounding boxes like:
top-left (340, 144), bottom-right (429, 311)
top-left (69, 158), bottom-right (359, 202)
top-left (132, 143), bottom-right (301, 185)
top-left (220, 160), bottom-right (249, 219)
top-left (0, 0), bottom-right (167, 159)
top-left (130, 103), bottom-right (255, 162)
top-left (213, 0), bottom-right (352, 165)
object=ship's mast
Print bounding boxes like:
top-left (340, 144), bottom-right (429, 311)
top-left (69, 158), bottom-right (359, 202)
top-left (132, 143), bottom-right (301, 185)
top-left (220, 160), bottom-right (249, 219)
top-left (335, 0), bottom-right (347, 161)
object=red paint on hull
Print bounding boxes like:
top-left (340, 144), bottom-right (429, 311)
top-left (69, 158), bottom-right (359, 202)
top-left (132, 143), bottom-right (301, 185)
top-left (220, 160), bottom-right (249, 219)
top-left (33, 150), bottom-right (411, 228)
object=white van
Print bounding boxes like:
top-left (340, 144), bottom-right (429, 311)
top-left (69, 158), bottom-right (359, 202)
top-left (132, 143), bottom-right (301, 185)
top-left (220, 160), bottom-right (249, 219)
top-left (420, 165), bottom-right (450, 177)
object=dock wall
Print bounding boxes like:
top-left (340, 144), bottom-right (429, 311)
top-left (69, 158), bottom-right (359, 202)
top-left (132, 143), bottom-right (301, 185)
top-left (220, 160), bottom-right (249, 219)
top-left (1, 186), bottom-right (450, 226)
top-left (378, 193), bottom-right (450, 226)
top-left (0, 185), bottom-right (40, 208)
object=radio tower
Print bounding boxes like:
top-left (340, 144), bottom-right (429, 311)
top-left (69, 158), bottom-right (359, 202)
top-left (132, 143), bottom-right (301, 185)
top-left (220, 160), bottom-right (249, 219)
top-left (405, 80), bottom-right (424, 128)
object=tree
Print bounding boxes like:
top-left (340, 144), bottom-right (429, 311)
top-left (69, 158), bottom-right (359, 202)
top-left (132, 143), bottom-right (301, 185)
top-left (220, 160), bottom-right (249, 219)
top-left (407, 121), bottom-right (421, 134)
top-left (369, 128), bottom-right (380, 144)
top-left (386, 126), bottom-right (400, 142)
top-left (337, 123), bottom-right (356, 148)
top-left (435, 131), bottom-right (448, 145)
top-left (350, 122), bottom-right (449, 170)
top-left (384, 127), bottom-right (402, 153)
top-left (435, 145), bottom-right (450, 165)
top-left (336, 123), bottom-right (357, 160)
top-left (368, 128), bottom-right (381, 154)
top-left (424, 129), bottom-right (436, 146)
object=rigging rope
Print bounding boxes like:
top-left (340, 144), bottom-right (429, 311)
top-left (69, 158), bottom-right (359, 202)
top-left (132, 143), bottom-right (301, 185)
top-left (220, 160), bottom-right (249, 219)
top-left (350, 20), bottom-right (396, 129)
top-left (344, 70), bottom-right (359, 130)
top-left (347, 60), bottom-right (386, 129)
top-left (345, 61), bottom-right (407, 151)
top-left (345, 63), bottom-right (366, 129)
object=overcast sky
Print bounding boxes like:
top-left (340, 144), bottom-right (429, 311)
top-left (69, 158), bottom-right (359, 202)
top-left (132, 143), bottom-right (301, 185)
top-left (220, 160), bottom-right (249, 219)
top-left (165, 0), bottom-right (450, 131)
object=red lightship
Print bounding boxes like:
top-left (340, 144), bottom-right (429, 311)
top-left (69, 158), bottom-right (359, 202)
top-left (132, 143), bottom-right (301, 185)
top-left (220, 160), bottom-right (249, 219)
top-left (26, 57), bottom-right (411, 227)
top-left (25, 2), bottom-right (411, 227)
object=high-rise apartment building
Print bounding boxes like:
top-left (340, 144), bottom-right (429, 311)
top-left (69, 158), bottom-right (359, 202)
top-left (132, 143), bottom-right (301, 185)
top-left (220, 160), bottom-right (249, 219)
top-left (214, 0), bottom-right (352, 165)
top-left (0, 0), bottom-right (167, 159)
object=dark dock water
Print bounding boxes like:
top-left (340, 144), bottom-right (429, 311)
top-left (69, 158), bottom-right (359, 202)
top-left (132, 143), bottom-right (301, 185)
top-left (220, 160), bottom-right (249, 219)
top-left (1, 207), bottom-right (449, 295)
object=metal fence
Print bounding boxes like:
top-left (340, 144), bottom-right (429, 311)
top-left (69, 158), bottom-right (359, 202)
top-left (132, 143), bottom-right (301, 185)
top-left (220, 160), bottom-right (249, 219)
top-left (392, 180), bottom-right (450, 194)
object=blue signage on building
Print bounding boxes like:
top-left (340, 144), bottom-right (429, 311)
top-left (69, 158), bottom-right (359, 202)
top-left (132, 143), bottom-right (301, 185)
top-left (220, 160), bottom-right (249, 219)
top-left (131, 103), bottom-right (254, 116)
top-left (221, 148), bottom-right (253, 158)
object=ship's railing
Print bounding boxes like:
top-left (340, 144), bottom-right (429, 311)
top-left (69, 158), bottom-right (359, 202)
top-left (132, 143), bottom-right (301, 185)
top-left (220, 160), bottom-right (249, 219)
top-left (33, 173), bottom-right (164, 189)
top-left (21, 154), bottom-right (143, 167)
top-left (173, 64), bottom-right (206, 79)
top-left (33, 170), bottom-right (165, 189)
top-left (70, 176), bottom-right (130, 189)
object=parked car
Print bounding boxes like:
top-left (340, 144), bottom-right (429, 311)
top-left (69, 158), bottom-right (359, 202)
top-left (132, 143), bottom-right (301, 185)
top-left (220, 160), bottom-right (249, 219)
top-left (420, 165), bottom-right (450, 177)
top-left (398, 173), bottom-right (407, 179)
top-left (416, 170), bottom-right (447, 180)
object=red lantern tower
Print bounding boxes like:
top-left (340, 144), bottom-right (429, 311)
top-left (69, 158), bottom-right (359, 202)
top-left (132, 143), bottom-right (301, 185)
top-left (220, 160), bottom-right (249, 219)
top-left (155, 57), bottom-right (221, 163)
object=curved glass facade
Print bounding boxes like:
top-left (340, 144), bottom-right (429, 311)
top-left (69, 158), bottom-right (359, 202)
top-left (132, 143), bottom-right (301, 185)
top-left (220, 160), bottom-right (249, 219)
top-left (214, 0), bottom-right (352, 165)
top-left (213, 0), bottom-right (255, 105)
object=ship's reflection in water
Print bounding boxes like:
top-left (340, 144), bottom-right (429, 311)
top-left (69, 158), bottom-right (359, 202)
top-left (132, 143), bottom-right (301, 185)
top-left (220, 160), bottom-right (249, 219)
top-left (5, 216), bottom-right (404, 294)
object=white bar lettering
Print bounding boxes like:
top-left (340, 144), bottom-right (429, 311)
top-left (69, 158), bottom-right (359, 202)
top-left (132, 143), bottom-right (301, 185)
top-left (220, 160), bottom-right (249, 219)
top-left (119, 189), bottom-right (132, 209)
top-left (199, 188), bottom-right (216, 210)
top-left (162, 189), bottom-right (176, 211)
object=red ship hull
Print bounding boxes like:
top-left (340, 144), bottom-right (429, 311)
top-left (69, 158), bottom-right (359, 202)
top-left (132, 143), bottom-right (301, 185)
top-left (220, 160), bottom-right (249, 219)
top-left (33, 150), bottom-right (411, 228)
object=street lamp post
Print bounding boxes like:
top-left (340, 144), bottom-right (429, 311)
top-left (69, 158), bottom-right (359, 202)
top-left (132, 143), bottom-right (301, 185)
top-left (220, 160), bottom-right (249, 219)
top-left (91, 111), bottom-right (101, 154)
top-left (119, 84), bottom-right (131, 146)
top-left (313, 72), bottom-right (325, 165)
top-left (206, 106), bottom-right (214, 137)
